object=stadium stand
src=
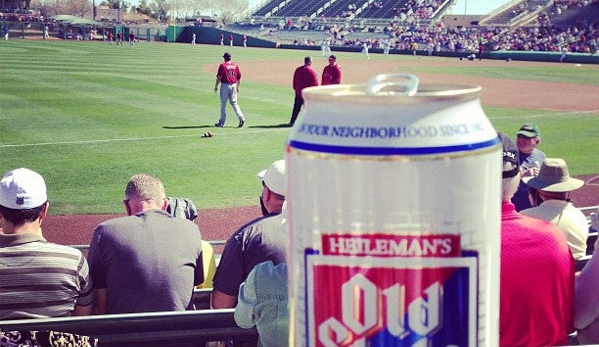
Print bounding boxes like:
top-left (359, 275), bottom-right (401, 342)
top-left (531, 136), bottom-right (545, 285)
top-left (321, 0), bottom-right (360, 19)
top-left (543, 0), bottom-right (599, 28)
top-left (358, 0), bottom-right (400, 19)
top-left (253, 0), bottom-right (291, 17)
top-left (478, 0), bottom-right (530, 26)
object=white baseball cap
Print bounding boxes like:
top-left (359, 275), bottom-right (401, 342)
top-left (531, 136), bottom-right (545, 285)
top-left (0, 168), bottom-right (47, 210)
top-left (257, 160), bottom-right (286, 196)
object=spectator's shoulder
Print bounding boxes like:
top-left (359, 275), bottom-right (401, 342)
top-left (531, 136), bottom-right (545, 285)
top-left (42, 241), bottom-right (85, 258)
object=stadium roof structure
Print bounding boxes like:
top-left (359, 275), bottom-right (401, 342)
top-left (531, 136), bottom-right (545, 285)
top-left (50, 14), bottom-right (80, 22)
top-left (69, 18), bottom-right (103, 26)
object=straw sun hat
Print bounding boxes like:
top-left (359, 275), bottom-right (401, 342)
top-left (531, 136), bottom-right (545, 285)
top-left (523, 158), bottom-right (584, 192)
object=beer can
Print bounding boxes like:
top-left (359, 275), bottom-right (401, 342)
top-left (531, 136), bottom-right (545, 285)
top-left (286, 74), bottom-right (502, 347)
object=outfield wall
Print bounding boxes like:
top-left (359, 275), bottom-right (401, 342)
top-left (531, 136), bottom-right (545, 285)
top-left (176, 26), bottom-right (277, 48)
top-left (276, 43), bottom-right (599, 64)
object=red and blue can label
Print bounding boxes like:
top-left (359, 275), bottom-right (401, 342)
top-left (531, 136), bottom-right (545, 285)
top-left (305, 233), bottom-right (477, 347)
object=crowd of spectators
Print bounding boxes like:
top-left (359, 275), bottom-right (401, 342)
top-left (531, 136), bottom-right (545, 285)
top-left (263, 0), bottom-right (598, 54)
top-left (283, 18), bottom-right (597, 55)
top-left (0, 9), bottom-right (42, 22)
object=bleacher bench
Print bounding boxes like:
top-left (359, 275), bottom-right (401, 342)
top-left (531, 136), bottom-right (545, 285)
top-left (0, 309), bottom-right (257, 347)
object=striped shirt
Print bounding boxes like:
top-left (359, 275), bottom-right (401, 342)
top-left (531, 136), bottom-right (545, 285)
top-left (0, 232), bottom-right (94, 319)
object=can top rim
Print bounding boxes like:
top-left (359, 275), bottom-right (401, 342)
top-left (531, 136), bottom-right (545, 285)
top-left (303, 83), bottom-right (482, 99)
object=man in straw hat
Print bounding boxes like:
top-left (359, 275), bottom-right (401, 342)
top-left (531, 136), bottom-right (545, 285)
top-left (497, 133), bottom-right (574, 347)
top-left (521, 158), bottom-right (588, 260)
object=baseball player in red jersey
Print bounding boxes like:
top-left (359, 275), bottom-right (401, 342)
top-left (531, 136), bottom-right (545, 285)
top-left (321, 55), bottom-right (341, 85)
top-left (213, 52), bottom-right (245, 128)
top-left (288, 56), bottom-right (318, 127)
top-left (128, 32), bottom-right (135, 47)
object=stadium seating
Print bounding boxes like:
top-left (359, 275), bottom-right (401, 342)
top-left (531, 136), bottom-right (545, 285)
top-left (197, 240), bottom-right (216, 289)
top-left (587, 231), bottom-right (597, 255)
top-left (253, 0), bottom-right (289, 17)
top-left (0, 309), bottom-right (257, 347)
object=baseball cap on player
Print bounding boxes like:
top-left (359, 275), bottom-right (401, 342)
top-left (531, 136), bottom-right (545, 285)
top-left (0, 168), bottom-right (47, 210)
top-left (516, 123), bottom-right (540, 138)
top-left (329, 55), bottom-right (336, 61)
top-left (257, 160), bottom-right (286, 196)
top-left (498, 132), bottom-right (519, 178)
top-left (223, 52), bottom-right (231, 59)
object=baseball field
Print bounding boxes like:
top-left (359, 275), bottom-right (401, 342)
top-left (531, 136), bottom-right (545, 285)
top-left (1, 39), bottom-right (598, 245)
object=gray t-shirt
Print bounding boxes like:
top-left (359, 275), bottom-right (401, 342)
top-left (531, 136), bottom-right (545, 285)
top-left (213, 214), bottom-right (286, 297)
top-left (88, 209), bottom-right (203, 313)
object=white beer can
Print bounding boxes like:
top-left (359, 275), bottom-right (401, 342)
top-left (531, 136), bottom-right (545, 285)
top-left (286, 74), bottom-right (502, 347)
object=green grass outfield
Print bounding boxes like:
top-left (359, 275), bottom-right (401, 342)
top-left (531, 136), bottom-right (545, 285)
top-left (1, 39), bottom-right (598, 215)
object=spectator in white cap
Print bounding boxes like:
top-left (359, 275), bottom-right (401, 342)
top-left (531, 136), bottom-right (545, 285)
top-left (521, 158), bottom-right (588, 260)
top-left (0, 168), bottom-right (94, 319)
top-left (211, 159), bottom-right (288, 333)
top-left (257, 159), bottom-right (286, 216)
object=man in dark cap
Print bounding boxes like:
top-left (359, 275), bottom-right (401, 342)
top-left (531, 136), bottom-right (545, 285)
top-left (214, 52), bottom-right (245, 128)
top-left (513, 123), bottom-right (546, 211)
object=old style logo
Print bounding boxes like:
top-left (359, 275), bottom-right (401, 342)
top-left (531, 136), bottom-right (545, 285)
top-left (305, 234), bottom-right (477, 347)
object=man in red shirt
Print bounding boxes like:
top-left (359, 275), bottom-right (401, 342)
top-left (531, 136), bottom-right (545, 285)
top-left (213, 52), bottom-right (245, 128)
top-left (498, 132), bottom-right (574, 347)
top-left (288, 56), bottom-right (318, 127)
top-left (321, 55), bottom-right (341, 85)
top-left (128, 32), bottom-right (135, 47)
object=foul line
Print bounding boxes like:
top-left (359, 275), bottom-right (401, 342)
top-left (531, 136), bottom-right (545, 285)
top-left (493, 109), bottom-right (598, 120)
top-left (2, 110), bottom-right (597, 148)
top-left (0, 129), bottom-right (273, 149)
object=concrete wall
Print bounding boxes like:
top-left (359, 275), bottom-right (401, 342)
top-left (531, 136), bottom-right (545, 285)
top-left (175, 26), bottom-right (277, 48)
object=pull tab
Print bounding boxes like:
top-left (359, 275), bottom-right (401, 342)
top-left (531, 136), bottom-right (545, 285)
top-left (366, 73), bottom-right (419, 96)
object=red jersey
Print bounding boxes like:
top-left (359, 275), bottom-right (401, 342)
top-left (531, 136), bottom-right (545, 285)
top-left (321, 64), bottom-right (342, 85)
top-left (500, 202), bottom-right (574, 346)
top-left (293, 65), bottom-right (318, 97)
top-left (216, 61), bottom-right (241, 84)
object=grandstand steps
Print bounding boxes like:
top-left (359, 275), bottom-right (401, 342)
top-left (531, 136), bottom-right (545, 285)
top-left (544, 1), bottom-right (599, 28)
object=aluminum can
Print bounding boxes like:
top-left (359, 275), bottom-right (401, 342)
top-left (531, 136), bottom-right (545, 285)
top-left (286, 74), bottom-right (501, 347)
